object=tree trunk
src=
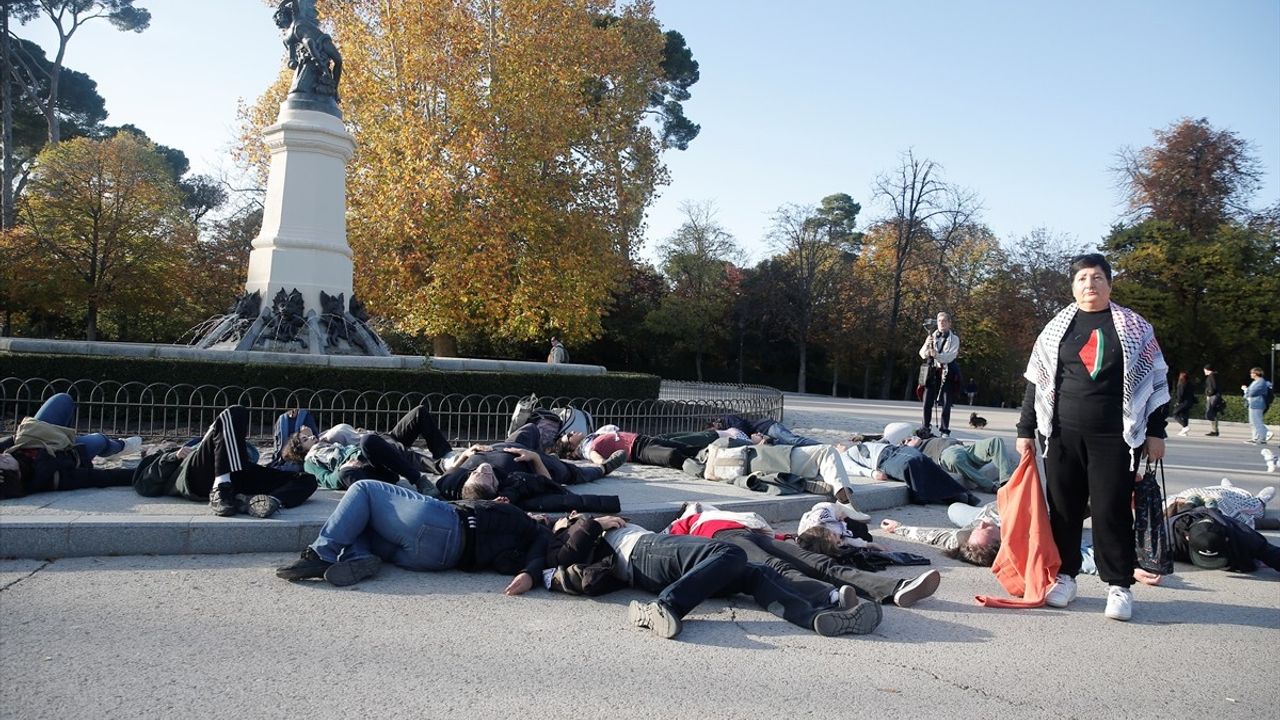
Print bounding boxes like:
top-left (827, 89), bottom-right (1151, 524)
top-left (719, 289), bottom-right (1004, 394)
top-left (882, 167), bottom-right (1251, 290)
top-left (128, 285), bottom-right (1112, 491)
top-left (879, 267), bottom-right (905, 398)
top-left (1, 4), bottom-right (14, 230)
top-left (797, 342), bottom-right (807, 394)
top-left (432, 334), bottom-right (457, 357)
top-left (831, 358), bottom-right (838, 397)
top-left (695, 350), bottom-right (703, 382)
top-left (85, 300), bottom-right (98, 341)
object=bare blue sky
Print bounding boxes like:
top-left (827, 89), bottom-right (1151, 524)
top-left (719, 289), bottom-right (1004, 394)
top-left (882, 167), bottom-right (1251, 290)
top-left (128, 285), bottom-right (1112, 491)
top-left (21, 0), bottom-right (1280, 263)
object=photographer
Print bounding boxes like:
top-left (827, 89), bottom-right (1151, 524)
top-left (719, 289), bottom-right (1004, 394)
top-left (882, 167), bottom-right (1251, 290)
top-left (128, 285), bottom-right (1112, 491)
top-left (918, 312), bottom-right (960, 436)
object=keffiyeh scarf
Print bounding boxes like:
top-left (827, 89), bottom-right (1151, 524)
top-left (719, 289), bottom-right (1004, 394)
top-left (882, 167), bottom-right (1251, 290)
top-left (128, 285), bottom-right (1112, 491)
top-left (1024, 303), bottom-right (1170, 449)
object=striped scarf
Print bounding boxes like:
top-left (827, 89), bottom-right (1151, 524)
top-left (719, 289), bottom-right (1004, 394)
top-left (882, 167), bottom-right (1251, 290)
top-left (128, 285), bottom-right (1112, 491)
top-left (1024, 302), bottom-right (1170, 449)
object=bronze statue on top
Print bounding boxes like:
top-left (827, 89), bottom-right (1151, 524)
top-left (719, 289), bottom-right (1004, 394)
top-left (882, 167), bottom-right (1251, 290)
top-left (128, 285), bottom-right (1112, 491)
top-left (273, 0), bottom-right (343, 117)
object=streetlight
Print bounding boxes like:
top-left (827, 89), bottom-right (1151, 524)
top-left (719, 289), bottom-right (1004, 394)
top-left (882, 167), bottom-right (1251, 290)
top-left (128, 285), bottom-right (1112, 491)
top-left (1272, 343), bottom-right (1280, 384)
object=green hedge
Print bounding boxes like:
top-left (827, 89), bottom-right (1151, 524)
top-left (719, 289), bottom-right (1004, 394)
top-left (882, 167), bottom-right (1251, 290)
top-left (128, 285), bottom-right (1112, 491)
top-left (1215, 394), bottom-right (1280, 425)
top-left (0, 353), bottom-right (661, 399)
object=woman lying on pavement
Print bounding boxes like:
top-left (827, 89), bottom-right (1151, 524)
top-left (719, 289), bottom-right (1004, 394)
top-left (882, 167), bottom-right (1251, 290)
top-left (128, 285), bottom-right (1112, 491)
top-left (554, 424), bottom-right (702, 469)
top-left (0, 392), bottom-right (140, 499)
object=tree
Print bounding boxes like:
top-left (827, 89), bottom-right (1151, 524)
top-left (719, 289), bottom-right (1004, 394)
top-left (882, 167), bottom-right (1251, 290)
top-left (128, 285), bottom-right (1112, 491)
top-left (766, 200), bottom-right (854, 393)
top-left (18, 133), bottom-right (191, 340)
top-left (2, 36), bottom-right (107, 228)
top-left (239, 0), bottom-right (688, 354)
top-left (1116, 117), bottom-right (1263, 241)
top-left (8, 1), bottom-right (149, 144)
top-left (869, 150), bottom-right (980, 397)
top-left (645, 200), bottom-right (738, 380)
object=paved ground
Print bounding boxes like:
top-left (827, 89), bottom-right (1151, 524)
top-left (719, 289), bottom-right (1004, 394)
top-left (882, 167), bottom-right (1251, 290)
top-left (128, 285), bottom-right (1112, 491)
top-left (1, 395), bottom-right (1276, 719)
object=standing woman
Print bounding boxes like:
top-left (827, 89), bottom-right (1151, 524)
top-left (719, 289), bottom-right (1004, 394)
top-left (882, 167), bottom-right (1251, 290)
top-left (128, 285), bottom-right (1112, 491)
top-left (1171, 371), bottom-right (1194, 437)
top-left (1015, 254), bottom-right (1169, 622)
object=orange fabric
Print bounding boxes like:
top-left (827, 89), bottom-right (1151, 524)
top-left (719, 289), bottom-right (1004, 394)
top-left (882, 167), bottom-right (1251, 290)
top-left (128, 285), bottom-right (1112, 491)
top-left (975, 452), bottom-right (1062, 608)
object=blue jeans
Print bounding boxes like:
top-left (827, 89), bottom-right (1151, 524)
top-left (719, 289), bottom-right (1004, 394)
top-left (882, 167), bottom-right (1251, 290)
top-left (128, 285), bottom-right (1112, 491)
top-left (34, 393), bottom-right (123, 464)
top-left (1249, 407), bottom-right (1266, 442)
top-left (311, 480), bottom-right (464, 570)
top-left (764, 423), bottom-right (820, 447)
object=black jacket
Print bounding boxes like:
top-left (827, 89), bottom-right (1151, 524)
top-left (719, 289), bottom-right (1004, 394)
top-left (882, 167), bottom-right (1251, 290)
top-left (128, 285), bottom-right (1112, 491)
top-left (451, 500), bottom-right (551, 579)
top-left (1170, 507), bottom-right (1280, 573)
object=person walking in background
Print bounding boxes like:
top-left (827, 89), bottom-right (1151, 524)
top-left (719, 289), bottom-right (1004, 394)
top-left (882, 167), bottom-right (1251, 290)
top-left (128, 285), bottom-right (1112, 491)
top-left (1015, 253), bottom-right (1169, 622)
top-left (964, 378), bottom-right (978, 406)
top-left (919, 312), bottom-right (960, 436)
top-left (1171, 370), bottom-right (1195, 437)
top-left (547, 337), bottom-right (568, 364)
top-left (1203, 364), bottom-right (1223, 437)
top-left (1242, 368), bottom-right (1272, 444)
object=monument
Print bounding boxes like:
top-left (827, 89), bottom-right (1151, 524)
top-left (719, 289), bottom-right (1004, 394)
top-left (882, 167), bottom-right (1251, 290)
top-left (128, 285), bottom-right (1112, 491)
top-left (194, 0), bottom-right (389, 356)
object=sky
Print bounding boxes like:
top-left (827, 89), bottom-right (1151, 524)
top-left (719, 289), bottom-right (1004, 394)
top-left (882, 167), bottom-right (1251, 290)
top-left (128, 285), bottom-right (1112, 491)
top-left (18, 0), bottom-right (1280, 266)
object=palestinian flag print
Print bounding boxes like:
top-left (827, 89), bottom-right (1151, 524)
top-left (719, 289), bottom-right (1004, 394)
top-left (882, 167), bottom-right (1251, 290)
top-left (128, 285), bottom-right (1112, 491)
top-left (1078, 329), bottom-right (1105, 380)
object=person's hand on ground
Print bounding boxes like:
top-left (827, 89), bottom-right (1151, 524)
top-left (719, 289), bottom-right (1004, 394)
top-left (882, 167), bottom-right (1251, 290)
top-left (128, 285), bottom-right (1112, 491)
top-left (880, 519), bottom-right (900, 532)
top-left (872, 470), bottom-right (888, 482)
top-left (504, 572), bottom-right (534, 596)
top-left (1133, 568), bottom-right (1162, 586)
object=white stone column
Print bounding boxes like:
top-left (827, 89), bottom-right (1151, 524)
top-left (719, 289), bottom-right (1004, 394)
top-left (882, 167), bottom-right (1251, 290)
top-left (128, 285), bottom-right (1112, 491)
top-left (244, 106), bottom-right (356, 316)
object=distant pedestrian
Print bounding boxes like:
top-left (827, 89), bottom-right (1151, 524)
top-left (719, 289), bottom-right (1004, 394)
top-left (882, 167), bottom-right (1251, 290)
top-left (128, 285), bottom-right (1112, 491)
top-left (918, 311), bottom-right (960, 436)
top-left (1171, 370), bottom-right (1195, 437)
top-left (1203, 364), bottom-right (1223, 436)
top-left (547, 337), bottom-right (568, 364)
top-left (1242, 368), bottom-right (1272, 445)
top-left (964, 378), bottom-right (978, 406)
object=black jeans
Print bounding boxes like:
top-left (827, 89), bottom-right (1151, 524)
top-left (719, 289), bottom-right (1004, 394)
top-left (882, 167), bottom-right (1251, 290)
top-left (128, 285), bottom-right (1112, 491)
top-left (715, 529), bottom-right (900, 603)
top-left (922, 367), bottom-right (954, 432)
top-left (631, 435), bottom-right (699, 469)
top-left (628, 535), bottom-right (830, 629)
top-left (184, 406), bottom-right (318, 507)
top-left (1045, 428), bottom-right (1138, 587)
top-left (23, 451), bottom-right (133, 494)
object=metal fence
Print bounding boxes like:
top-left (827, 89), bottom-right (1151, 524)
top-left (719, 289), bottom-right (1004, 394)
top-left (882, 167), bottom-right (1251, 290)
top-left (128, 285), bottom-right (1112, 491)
top-left (0, 377), bottom-right (784, 446)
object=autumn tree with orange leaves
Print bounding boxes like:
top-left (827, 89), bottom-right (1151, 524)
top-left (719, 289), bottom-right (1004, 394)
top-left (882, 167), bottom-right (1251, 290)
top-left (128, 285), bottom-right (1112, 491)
top-left (240, 0), bottom-right (686, 355)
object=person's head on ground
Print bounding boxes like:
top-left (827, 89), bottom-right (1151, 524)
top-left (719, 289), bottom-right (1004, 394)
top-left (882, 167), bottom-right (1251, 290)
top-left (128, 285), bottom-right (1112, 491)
top-left (1069, 253), bottom-right (1113, 312)
top-left (1186, 517), bottom-right (1230, 569)
top-left (952, 519), bottom-right (1001, 567)
top-left (549, 431), bottom-right (586, 458)
top-left (796, 526), bottom-right (843, 557)
top-left (281, 426), bottom-right (318, 463)
top-left (460, 462), bottom-right (499, 500)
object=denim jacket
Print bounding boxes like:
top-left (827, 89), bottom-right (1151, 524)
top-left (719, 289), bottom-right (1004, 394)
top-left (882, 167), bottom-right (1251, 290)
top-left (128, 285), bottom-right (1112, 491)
top-left (1244, 378), bottom-right (1270, 410)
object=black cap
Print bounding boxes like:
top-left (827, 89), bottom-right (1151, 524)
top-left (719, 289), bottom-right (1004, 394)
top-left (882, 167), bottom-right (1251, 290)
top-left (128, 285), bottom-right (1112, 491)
top-left (1186, 518), bottom-right (1229, 570)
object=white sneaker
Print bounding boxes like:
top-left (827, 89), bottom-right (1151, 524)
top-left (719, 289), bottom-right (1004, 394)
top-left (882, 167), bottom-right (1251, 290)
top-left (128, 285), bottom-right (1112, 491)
top-left (113, 436), bottom-right (143, 457)
top-left (1258, 486), bottom-right (1276, 504)
top-left (1177, 426), bottom-right (1190, 437)
top-left (1220, 478), bottom-right (1234, 488)
top-left (1267, 430), bottom-right (1275, 442)
top-left (1104, 585), bottom-right (1133, 621)
top-left (1045, 574), bottom-right (1077, 608)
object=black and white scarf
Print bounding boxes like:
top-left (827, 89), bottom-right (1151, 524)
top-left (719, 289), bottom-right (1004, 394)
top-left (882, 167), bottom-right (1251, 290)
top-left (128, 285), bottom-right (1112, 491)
top-left (1024, 302), bottom-right (1169, 449)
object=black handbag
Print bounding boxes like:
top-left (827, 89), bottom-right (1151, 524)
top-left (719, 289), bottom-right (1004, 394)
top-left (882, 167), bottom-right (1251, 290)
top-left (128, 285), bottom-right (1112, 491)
top-left (1133, 459), bottom-right (1173, 575)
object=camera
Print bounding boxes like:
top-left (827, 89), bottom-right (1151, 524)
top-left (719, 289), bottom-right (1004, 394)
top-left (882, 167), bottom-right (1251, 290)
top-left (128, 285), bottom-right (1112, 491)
top-left (922, 318), bottom-right (936, 329)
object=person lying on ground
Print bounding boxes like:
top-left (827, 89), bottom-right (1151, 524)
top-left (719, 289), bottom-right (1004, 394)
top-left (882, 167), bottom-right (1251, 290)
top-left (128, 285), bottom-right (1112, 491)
top-left (0, 392), bottom-right (140, 499)
top-left (710, 414), bottom-right (821, 447)
top-left (276, 479), bottom-right (552, 590)
top-left (446, 460), bottom-right (620, 514)
top-left (885, 421), bottom-right (1015, 492)
top-left (689, 437), bottom-right (872, 521)
top-left (666, 502), bottom-right (941, 608)
top-left (279, 402), bottom-right (455, 490)
top-left (553, 425), bottom-right (702, 469)
top-left (1170, 503), bottom-right (1280, 575)
top-left (542, 514), bottom-right (881, 639)
top-left (429, 422), bottom-right (626, 498)
top-left (133, 405), bottom-right (318, 518)
top-left (878, 504), bottom-right (1163, 586)
top-left (836, 427), bottom-right (980, 506)
top-left (1164, 478), bottom-right (1275, 529)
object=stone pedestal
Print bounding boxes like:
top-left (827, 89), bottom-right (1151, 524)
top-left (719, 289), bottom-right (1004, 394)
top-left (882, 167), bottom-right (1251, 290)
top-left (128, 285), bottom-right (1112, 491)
top-left (244, 106), bottom-right (355, 315)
